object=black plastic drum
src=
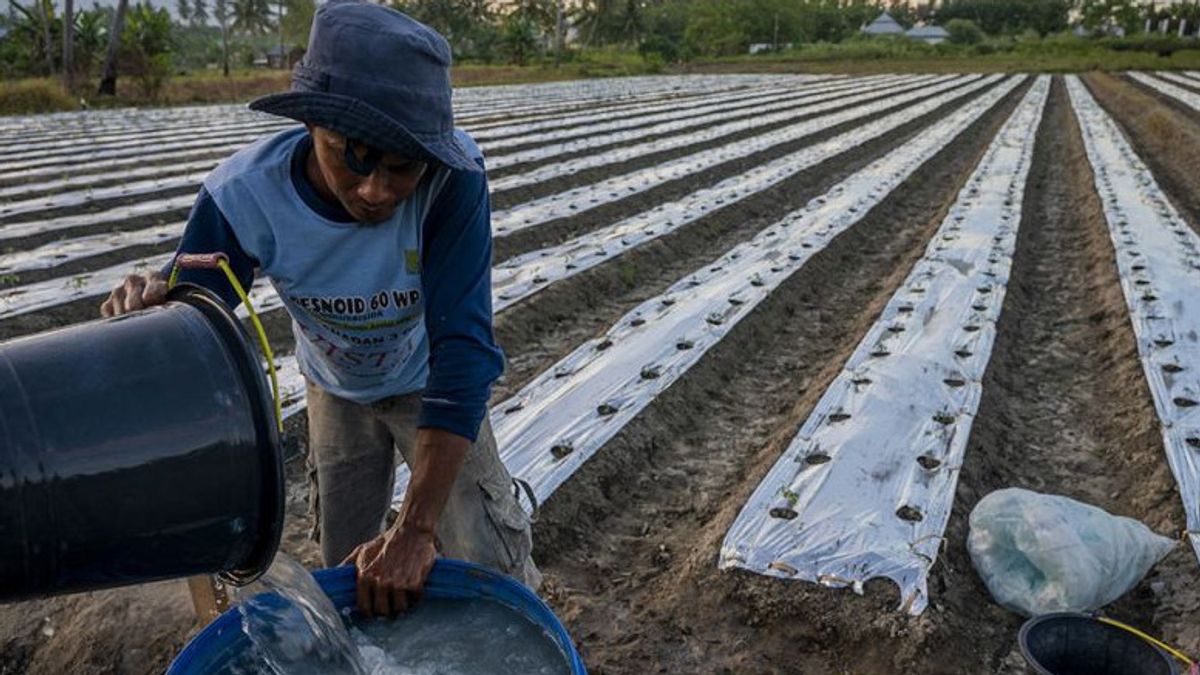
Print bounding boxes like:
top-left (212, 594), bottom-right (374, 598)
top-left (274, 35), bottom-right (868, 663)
top-left (0, 285), bottom-right (283, 602)
top-left (1019, 613), bottom-right (1180, 675)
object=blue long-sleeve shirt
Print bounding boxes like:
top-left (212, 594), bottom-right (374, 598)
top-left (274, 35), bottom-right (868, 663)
top-left (166, 130), bottom-right (503, 441)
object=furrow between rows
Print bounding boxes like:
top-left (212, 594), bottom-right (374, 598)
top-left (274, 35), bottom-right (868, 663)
top-left (719, 76), bottom-right (1050, 616)
top-left (489, 75), bottom-right (1005, 310)
top-left (466, 80), bottom-right (813, 144)
top-left (0, 76), bottom-right (796, 168)
top-left (484, 74), bottom-right (907, 174)
top-left (1068, 74), bottom-right (1200, 561)
top-left (1151, 70), bottom-right (1200, 95)
top-left (0, 118), bottom-right (292, 163)
top-left (382, 76), bottom-right (1027, 512)
top-left (196, 75), bottom-right (1005, 329)
top-left (0, 77), bottom-right (956, 269)
top-left (0, 73), bottom-right (793, 140)
top-left (487, 75), bottom-right (939, 191)
top-left (0, 77), bottom-right (790, 155)
top-left (490, 75), bottom-right (983, 237)
top-left (139, 76), bottom-right (1018, 446)
top-left (0, 80), bottom-right (809, 199)
top-left (0, 76), bottom-right (902, 221)
top-left (1126, 72), bottom-right (1200, 112)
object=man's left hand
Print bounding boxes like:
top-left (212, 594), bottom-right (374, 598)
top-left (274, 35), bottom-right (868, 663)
top-left (343, 426), bottom-right (470, 619)
top-left (343, 524), bottom-right (436, 618)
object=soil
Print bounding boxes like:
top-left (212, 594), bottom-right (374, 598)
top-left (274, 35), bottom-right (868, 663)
top-left (1087, 71), bottom-right (1200, 233)
top-left (493, 82), bottom-right (1002, 401)
top-left (485, 80), bottom-right (916, 178)
top-left (520, 77), bottom-right (1027, 675)
top-left (0, 82), bottom-right (992, 349)
top-left (491, 82), bottom-right (979, 260)
top-left (933, 76), bottom-right (1199, 666)
top-left (2, 75), bottom-right (1199, 675)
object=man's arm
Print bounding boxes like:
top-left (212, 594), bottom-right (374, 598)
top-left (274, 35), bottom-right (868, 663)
top-left (348, 157), bottom-right (504, 616)
top-left (416, 159), bottom-right (504, 442)
top-left (347, 428), bottom-right (468, 617)
top-left (101, 188), bottom-right (257, 316)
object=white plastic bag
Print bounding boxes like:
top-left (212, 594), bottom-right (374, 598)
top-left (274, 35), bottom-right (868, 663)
top-left (967, 488), bottom-right (1176, 617)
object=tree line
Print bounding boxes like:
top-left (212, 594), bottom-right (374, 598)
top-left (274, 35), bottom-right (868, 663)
top-left (1, 0), bottom-right (314, 95)
top-left (5, 0), bottom-right (1200, 98)
top-left (400, 0), bottom-right (1200, 60)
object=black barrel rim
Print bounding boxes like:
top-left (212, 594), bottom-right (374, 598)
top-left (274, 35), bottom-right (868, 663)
top-left (167, 284), bottom-right (285, 586)
top-left (1018, 612), bottom-right (1178, 675)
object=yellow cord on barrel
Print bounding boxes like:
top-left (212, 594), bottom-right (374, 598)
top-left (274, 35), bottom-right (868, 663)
top-left (1097, 616), bottom-right (1196, 669)
top-left (168, 259), bottom-right (284, 434)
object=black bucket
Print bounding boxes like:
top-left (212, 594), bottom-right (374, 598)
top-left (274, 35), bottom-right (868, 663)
top-left (1019, 613), bottom-right (1181, 675)
top-left (0, 285), bottom-right (284, 602)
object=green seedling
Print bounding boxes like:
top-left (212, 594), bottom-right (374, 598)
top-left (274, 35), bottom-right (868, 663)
top-left (780, 488), bottom-right (800, 508)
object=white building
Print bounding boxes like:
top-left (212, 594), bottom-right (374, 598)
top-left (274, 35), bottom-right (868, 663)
top-left (861, 11), bottom-right (906, 36)
top-left (748, 42), bottom-right (794, 54)
top-left (907, 25), bottom-right (950, 44)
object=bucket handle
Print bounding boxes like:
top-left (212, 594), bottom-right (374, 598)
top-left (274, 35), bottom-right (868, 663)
top-left (1096, 616), bottom-right (1197, 672)
top-left (168, 253), bottom-right (284, 434)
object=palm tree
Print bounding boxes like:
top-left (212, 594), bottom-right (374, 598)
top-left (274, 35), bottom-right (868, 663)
top-left (39, 0), bottom-right (53, 74)
top-left (98, 0), bottom-right (128, 95)
top-left (9, 0), bottom-right (57, 75)
top-left (574, 0), bottom-right (605, 47)
top-left (62, 0), bottom-right (74, 88)
top-left (276, 0), bottom-right (284, 67)
top-left (72, 8), bottom-right (108, 75)
top-left (191, 0), bottom-right (209, 27)
top-left (213, 0), bottom-right (230, 75)
top-left (176, 0), bottom-right (191, 23)
top-left (232, 0), bottom-right (273, 35)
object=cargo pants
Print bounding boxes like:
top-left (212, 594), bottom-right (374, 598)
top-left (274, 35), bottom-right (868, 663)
top-left (304, 381), bottom-right (542, 589)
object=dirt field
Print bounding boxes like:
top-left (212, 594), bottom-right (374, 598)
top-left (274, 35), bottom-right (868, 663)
top-left (1, 73), bottom-right (1198, 674)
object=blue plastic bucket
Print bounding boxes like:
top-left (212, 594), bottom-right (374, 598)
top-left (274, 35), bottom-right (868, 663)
top-left (168, 560), bottom-right (586, 674)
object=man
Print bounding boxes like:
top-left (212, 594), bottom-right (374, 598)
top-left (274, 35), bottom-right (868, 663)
top-left (99, 1), bottom-right (540, 617)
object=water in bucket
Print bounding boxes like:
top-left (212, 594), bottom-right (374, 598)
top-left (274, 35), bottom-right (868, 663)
top-left (233, 555), bottom-right (368, 675)
top-left (351, 598), bottom-right (571, 674)
top-left (226, 555), bottom-right (570, 675)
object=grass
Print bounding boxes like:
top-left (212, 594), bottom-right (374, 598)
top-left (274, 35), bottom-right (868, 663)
top-left (0, 78), bottom-right (79, 116)
top-left (0, 49), bottom-right (663, 116)
top-left (618, 260), bottom-right (638, 288)
top-left (1143, 108), bottom-right (1177, 145)
top-left (686, 35), bottom-right (1200, 74)
top-left (691, 49), bottom-right (1200, 75)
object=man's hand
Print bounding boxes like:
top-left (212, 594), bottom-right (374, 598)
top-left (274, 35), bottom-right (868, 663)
top-left (344, 427), bottom-right (470, 618)
top-left (344, 524), bottom-right (437, 618)
top-left (100, 272), bottom-right (169, 317)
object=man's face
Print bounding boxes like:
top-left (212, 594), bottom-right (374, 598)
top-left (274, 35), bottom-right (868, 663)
top-left (308, 126), bottom-right (429, 224)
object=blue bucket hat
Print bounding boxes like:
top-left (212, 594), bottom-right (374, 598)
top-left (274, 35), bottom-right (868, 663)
top-left (250, 1), bottom-right (479, 173)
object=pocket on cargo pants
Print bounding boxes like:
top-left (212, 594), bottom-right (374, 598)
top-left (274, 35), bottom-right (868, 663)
top-left (398, 417), bottom-right (542, 589)
top-left (477, 477), bottom-right (537, 578)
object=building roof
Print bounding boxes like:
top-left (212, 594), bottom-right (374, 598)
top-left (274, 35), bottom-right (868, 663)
top-left (862, 11), bottom-right (906, 35)
top-left (907, 25), bottom-right (949, 38)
